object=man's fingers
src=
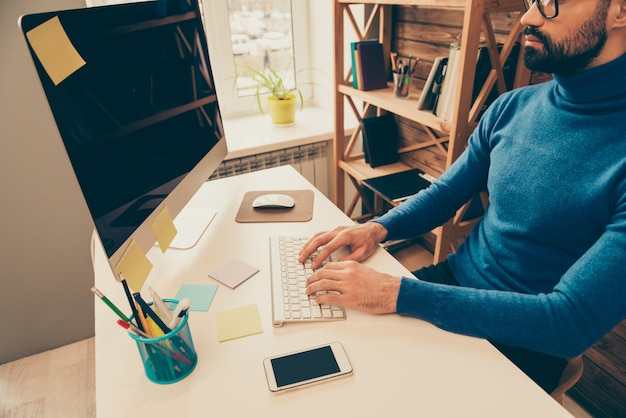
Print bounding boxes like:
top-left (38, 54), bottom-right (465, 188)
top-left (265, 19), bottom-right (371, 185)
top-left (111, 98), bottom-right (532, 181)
top-left (311, 291), bottom-right (342, 306)
top-left (306, 277), bottom-right (344, 297)
top-left (298, 231), bottom-right (332, 262)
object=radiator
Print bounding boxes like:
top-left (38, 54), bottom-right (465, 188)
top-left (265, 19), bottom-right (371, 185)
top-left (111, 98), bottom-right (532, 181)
top-left (209, 141), bottom-right (330, 197)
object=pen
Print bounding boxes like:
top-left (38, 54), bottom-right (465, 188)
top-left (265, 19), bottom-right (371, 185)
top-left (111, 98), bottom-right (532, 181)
top-left (120, 275), bottom-right (143, 331)
top-left (402, 63), bottom-right (411, 96)
top-left (91, 286), bottom-right (131, 323)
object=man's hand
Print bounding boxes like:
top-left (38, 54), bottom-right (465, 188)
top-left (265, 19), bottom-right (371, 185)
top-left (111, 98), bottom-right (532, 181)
top-left (298, 222), bottom-right (388, 269)
top-left (305, 260), bottom-right (400, 314)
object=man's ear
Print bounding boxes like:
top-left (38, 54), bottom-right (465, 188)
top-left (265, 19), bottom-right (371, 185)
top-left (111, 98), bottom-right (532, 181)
top-left (612, 0), bottom-right (626, 28)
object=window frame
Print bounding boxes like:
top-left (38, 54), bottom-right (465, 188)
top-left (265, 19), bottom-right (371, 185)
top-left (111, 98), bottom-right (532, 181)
top-left (200, 0), bottom-right (314, 118)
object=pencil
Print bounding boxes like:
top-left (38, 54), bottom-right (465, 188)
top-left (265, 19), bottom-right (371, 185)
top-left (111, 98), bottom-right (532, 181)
top-left (91, 287), bottom-right (131, 323)
top-left (134, 299), bottom-right (153, 338)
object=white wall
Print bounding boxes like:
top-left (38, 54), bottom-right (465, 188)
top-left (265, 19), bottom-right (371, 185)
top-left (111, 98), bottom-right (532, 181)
top-left (0, 0), bottom-right (95, 364)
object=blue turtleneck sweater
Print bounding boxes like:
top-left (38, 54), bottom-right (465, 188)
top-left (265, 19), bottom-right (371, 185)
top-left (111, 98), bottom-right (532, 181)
top-left (375, 53), bottom-right (626, 358)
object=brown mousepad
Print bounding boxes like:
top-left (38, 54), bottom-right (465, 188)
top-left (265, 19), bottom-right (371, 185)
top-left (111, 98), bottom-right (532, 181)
top-left (235, 190), bottom-right (314, 223)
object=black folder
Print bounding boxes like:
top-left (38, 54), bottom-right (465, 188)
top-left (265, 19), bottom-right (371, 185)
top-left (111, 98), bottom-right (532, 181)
top-left (361, 113), bottom-right (399, 168)
top-left (362, 169), bottom-right (432, 203)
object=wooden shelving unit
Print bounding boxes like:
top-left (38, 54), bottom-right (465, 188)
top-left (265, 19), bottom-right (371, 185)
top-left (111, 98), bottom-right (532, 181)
top-left (333, 0), bottom-right (530, 262)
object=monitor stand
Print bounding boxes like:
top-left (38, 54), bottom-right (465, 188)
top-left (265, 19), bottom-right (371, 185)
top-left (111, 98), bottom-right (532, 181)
top-left (169, 206), bottom-right (217, 249)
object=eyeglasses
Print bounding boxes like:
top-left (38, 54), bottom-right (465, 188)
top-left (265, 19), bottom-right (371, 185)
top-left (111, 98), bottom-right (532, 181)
top-left (523, 0), bottom-right (559, 19)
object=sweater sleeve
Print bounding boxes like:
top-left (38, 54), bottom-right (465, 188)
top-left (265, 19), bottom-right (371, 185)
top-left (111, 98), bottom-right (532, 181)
top-left (396, 198), bottom-right (626, 358)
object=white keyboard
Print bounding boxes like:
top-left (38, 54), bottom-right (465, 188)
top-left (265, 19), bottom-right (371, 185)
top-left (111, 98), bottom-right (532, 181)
top-left (269, 236), bottom-right (347, 327)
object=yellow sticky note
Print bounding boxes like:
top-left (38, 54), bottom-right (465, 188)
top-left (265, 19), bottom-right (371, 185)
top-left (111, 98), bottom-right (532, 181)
top-left (114, 239), bottom-right (153, 291)
top-left (25, 16), bottom-right (86, 86)
top-left (151, 206), bottom-right (178, 253)
top-left (216, 304), bottom-right (263, 342)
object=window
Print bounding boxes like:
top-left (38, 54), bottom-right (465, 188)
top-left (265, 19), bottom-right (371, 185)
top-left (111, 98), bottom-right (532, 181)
top-left (200, 0), bottom-right (313, 118)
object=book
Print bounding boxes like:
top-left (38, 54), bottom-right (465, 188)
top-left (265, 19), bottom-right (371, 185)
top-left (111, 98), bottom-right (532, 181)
top-left (355, 41), bottom-right (388, 91)
top-left (351, 40), bottom-right (378, 89)
top-left (429, 42), bottom-right (520, 121)
top-left (429, 57), bottom-right (448, 113)
top-left (436, 42), bottom-right (461, 121)
top-left (362, 168), bottom-right (434, 203)
top-left (360, 113), bottom-right (399, 168)
top-left (351, 42), bottom-right (359, 88)
top-left (416, 56), bottom-right (444, 110)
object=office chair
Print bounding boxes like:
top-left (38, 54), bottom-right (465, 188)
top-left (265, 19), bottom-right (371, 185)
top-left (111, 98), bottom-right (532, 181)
top-left (550, 355), bottom-right (584, 404)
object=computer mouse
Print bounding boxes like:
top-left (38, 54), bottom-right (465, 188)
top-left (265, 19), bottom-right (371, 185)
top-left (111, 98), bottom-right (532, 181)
top-left (252, 193), bottom-right (295, 209)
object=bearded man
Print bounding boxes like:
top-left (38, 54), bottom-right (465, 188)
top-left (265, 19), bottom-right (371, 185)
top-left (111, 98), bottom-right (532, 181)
top-left (299, 0), bottom-right (626, 393)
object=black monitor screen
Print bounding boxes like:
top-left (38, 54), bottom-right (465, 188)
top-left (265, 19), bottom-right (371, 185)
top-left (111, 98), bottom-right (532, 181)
top-left (20, 0), bottom-right (225, 258)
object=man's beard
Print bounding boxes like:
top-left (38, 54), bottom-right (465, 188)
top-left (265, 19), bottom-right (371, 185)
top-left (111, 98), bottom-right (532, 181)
top-left (523, 4), bottom-right (609, 75)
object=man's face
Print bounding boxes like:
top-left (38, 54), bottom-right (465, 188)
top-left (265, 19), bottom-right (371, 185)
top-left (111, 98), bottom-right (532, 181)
top-left (523, 1), bottom-right (610, 75)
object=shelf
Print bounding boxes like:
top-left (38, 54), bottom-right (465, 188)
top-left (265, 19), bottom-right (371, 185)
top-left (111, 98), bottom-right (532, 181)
top-left (338, 158), bottom-right (413, 183)
top-left (338, 83), bottom-right (451, 133)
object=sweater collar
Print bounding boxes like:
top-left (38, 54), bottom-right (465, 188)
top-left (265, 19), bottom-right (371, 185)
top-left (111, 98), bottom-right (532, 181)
top-left (552, 52), bottom-right (626, 105)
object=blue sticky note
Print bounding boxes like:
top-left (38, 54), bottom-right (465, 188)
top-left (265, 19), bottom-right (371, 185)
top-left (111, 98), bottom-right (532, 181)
top-left (175, 284), bottom-right (218, 311)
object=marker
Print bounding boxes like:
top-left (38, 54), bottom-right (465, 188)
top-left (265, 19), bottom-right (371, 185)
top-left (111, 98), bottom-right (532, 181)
top-left (91, 287), bottom-right (131, 323)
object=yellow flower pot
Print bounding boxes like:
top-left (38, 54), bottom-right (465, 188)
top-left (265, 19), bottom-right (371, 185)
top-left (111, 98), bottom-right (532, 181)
top-left (267, 94), bottom-right (297, 125)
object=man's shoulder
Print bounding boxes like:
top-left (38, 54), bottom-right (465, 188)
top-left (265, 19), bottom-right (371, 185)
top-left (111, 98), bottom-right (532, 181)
top-left (487, 80), bottom-right (553, 112)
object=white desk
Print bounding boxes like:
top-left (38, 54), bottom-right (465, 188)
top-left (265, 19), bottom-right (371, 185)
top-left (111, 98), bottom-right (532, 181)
top-left (94, 166), bottom-right (572, 417)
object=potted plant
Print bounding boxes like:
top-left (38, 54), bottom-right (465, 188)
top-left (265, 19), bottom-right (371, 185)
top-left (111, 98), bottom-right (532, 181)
top-left (234, 58), bottom-right (328, 125)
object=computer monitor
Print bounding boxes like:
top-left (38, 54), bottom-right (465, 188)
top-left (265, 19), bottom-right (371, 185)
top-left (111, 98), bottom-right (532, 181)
top-left (18, 0), bottom-right (228, 275)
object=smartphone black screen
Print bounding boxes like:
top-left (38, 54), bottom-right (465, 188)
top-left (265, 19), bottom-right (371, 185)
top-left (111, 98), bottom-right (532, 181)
top-left (270, 345), bottom-right (340, 387)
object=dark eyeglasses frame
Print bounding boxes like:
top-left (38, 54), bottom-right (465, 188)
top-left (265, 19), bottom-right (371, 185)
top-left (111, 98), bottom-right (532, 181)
top-left (524, 0), bottom-right (559, 19)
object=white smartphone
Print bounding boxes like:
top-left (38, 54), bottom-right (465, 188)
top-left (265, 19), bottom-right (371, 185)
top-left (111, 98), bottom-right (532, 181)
top-left (263, 342), bottom-right (353, 393)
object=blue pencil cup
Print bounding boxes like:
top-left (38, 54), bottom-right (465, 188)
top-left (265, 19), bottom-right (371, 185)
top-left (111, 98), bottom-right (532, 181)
top-left (128, 299), bottom-right (198, 384)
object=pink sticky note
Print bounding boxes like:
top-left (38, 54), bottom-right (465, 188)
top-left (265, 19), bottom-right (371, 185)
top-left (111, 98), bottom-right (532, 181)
top-left (209, 259), bottom-right (259, 289)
